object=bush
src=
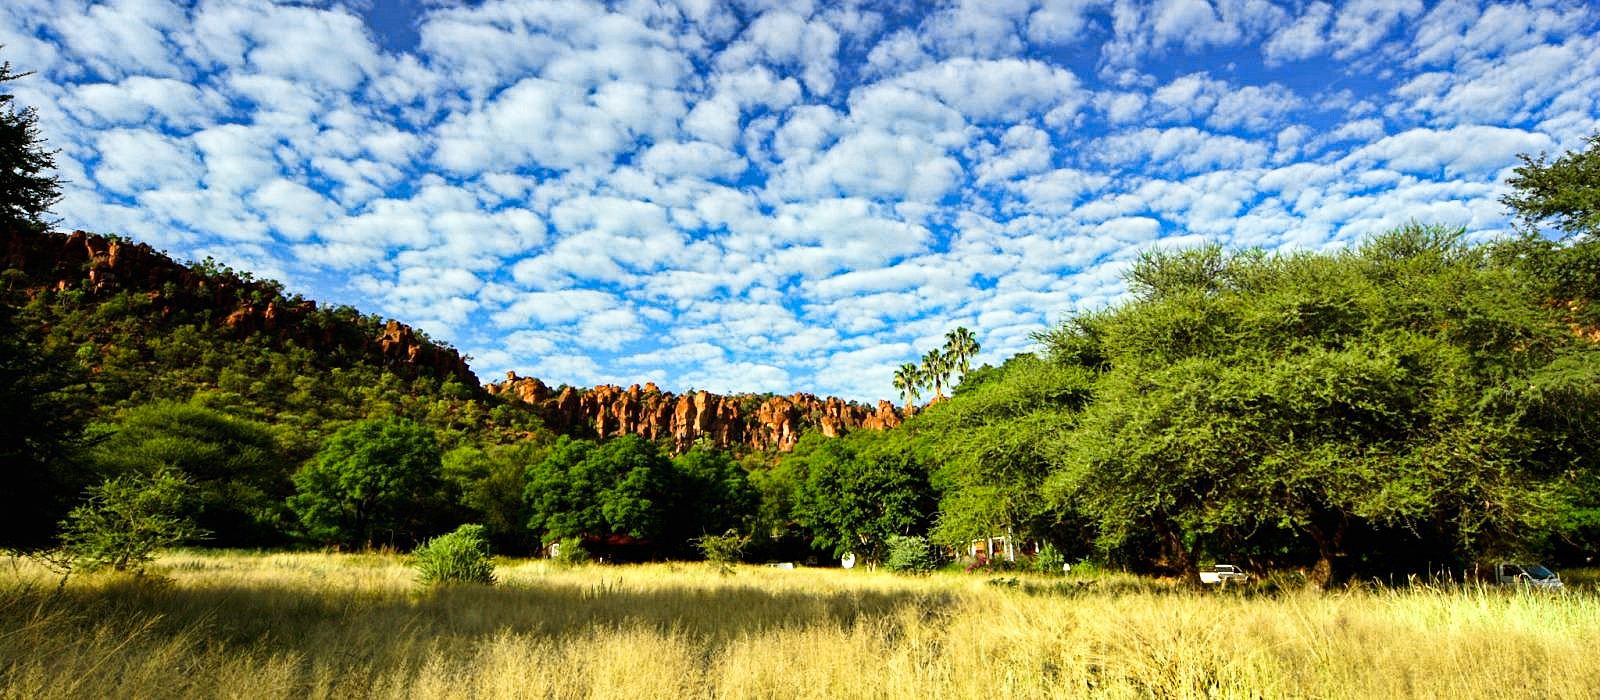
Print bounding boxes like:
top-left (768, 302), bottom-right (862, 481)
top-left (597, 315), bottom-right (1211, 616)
top-left (552, 536), bottom-right (591, 566)
top-left (59, 467), bottom-right (205, 574)
top-left (696, 529), bottom-right (749, 574)
top-left (1034, 543), bottom-right (1066, 575)
top-left (884, 534), bottom-right (936, 574)
top-left (412, 524), bottom-right (495, 587)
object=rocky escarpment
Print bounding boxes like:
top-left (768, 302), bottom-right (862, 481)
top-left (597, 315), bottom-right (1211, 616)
top-left (1, 228), bottom-right (478, 387)
top-left (487, 373), bottom-right (905, 453)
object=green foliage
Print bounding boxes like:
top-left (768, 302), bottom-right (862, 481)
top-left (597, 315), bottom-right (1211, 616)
top-left (442, 441), bottom-right (547, 551)
top-left (0, 58), bottom-right (60, 232)
top-left (695, 529), bottom-right (749, 573)
top-left (792, 430), bottom-right (936, 567)
top-left (412, 524), bottom-right (495, 587)
top-left (892, 362), bottom-right (922, 408)
top-left (672, 441), bottom-right (758, 541)
top-left (920, 348), bottom-right (951, 400)
top-left (60, 467), bottom-right (205, 573)
top-left (883, 534), bottom-right (936, 574)
top-left (1034, 543), bottom-right (1066, 575)
top-left (1039, 226), bottom-right (1600, 585)
top-left (0, 300), bottom-right (87, 549)
top-left (88, 402), bottom-right (291, 546)
top-left (551, 535), bottom-right (591, 566)
top-left (1503, 132), bottom-right (1600, 239)
top-left (943, 326), bottom-right (980, 384)
top-left (912, 354), bottom-right (1092, 552)
top-left (288, 417), bottom-right (447, 549)
top-left (524, 435), bottom-right (677, 547)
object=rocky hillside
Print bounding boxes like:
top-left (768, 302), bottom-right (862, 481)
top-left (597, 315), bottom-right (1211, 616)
top-left (2, 229), bottom-right (477, 387)
top-left (488, 373), bottom-right (905, 453)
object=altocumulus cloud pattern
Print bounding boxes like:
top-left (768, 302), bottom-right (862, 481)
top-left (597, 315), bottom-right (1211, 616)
top-left (3, 0), bottom-right (1597, 401)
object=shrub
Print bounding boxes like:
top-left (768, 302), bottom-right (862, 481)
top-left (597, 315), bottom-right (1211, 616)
top-left (59, 467), bottom-right (205, 574)
top-left (552, 536), bottom-right (591, 566)
top-left (412, 524), bottom-right (495, 587)
top-left (884, 534), bottom-right (936, 574)
top-left (696, 529), bottom-right (749, 574)
top-left (1034, 543), bottom-right (1066, 575)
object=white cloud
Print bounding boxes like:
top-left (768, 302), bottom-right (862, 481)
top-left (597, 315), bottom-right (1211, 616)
top-left (1262, 1), bottom-right (1330, 64)
top-left (92, 129), bottom-right (204, 194)
top-left (3, 0), bottom-right (1594, 403)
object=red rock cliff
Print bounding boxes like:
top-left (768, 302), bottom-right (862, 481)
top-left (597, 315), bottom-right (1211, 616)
top-left (486, 373), bottom-right (903, 453)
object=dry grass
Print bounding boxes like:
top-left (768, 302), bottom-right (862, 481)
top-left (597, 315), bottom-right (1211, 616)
top-left (3, 551), bottom-right (1597, 699)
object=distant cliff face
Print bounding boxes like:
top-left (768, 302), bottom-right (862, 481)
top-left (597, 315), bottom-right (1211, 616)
top-left (1, 229), bottom-right (478, 387)
top-left (486, 373), bottom-right (905, 453)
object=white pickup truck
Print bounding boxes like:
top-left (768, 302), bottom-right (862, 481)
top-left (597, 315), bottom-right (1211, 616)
top-left (1199, 564), bottom-right (1249, 586)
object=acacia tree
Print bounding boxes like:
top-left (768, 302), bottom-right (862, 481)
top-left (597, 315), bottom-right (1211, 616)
top-left (0, 58), bottom-right (60, 232)
top-left (288, 416), bottom-right (446, 549)
top-left (916, 354), bottom-right (1092, 554)
top-left (1046, 227), bottom-right (1595, 587)
top-left (89, 402), bottom-right (290, 546)
top-left (1503, 132), bottom-right (1600, 239)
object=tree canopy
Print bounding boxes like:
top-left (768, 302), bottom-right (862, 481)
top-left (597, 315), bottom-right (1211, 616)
top-left (288, 416), bottom-right (448, 549)
top-left (0, 58), bottom-right (59, 233)
top-left (1504, 132), bottom-right (1600, 239)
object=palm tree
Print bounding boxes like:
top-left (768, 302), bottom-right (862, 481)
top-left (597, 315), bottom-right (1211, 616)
top-left (943, 326), bottom-right (980, 381)
top-left (892, 363), bottom-right (923, 408)
top-left (920, 348), bottom-right (951, 400)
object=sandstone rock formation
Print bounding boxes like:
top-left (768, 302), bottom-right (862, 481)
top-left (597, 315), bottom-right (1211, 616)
top-left (487, 372), bottom-right (904, 454)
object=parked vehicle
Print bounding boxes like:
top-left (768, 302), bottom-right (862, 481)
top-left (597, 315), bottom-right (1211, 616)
top-left (1494, 562), bottom-right (1564, 590)
top-left (1199, 564), bottom-right (1250, 586)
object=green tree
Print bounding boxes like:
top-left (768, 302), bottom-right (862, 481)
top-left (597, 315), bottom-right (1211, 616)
top-left (442, 441), bottom-right (547, 551)
top-left (672, 441), bottom-right (758, 544)
top-left (0, 57), bottom-right (60, 232)
top-left (913, 354), bottom-right (1092, 555)
top-left (288, 416), bottom-right (446, 549)
top-left (892, 362), bottom-right (922, 409)
top-left (1043, 227), bottom-right (1595, 587)
top-left (87, 402), bottom-right (290, 546)
top-left (60, 466), bottom-right (205, 573)
top-left (0, 300), bottom-right (86, 549)
top-left (523, 435), bottom-right (682, 550)
top-left (1503, 132), bottom-right (1600, 239)
top-left (794, 431), bottom-right (935, 567)
top-left (943, 326), bottom-right (981, 383)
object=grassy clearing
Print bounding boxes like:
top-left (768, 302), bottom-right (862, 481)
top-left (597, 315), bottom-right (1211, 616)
top-left (3, 552), bottom-right (1597, 698)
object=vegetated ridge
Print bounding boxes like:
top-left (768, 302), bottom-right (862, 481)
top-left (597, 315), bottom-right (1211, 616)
top-left (2, 226), bottom-right (902, 455)
top-left (488, 373), bottom-right (905, 454)
top-left (2, 228), bottom-right (478, 388)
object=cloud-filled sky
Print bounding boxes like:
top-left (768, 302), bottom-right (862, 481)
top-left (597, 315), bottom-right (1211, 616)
top-left (4, 0), bottom-right (1597, 402)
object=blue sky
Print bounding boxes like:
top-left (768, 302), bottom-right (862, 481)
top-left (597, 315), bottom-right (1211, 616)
top-left (4, 0), bottom-right (1597, 402)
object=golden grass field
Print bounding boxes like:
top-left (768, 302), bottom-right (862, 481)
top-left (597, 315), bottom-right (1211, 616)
top-left (3, 551), bottom-right (1598, 699)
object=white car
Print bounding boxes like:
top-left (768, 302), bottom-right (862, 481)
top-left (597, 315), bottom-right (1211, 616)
top-left (1199, 564), bottom-right (1250, 586)
top-left (1495, 563), bottom-right (1564, 590)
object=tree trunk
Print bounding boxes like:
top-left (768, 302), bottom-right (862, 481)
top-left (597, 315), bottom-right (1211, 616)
top-left (1157, 519), bottom-right (1202, 588)
top-left (1305, 513), bottom-right (1348, 590)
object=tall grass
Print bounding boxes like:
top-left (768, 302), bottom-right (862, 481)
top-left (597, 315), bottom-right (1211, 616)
top-left (3, 551), bottom-right (1597, 698)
